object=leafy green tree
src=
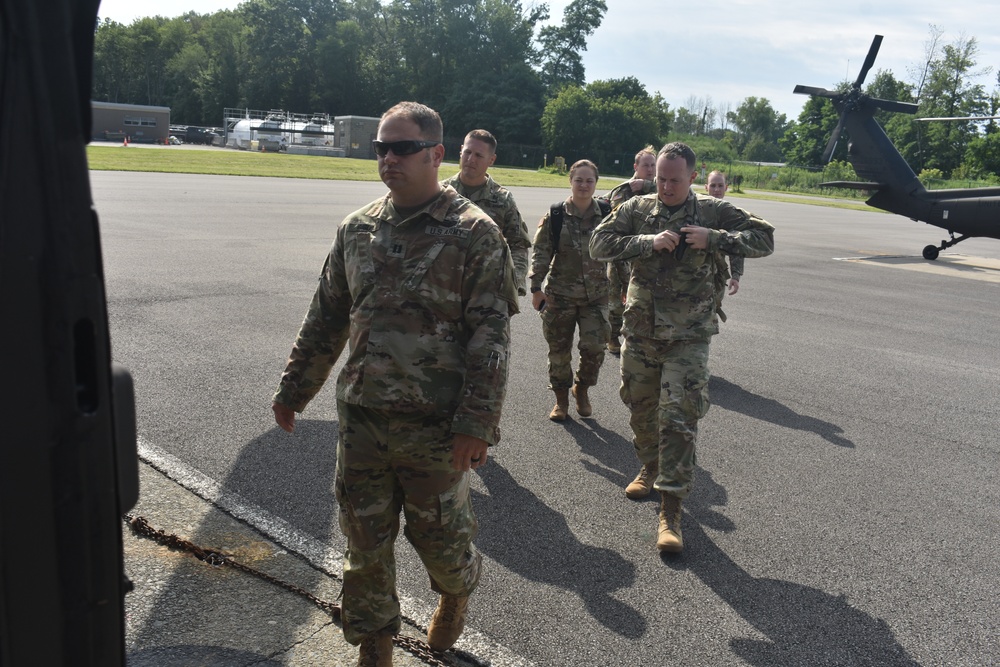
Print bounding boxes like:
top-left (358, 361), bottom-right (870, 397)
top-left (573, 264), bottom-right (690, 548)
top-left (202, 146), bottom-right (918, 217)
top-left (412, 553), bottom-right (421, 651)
top-left (672, 107), bottom-right (699, 136)
top-left (93, 19), bottom-right (131, 102)
top-left (540, 77), bottom-right (670, 156)
top-left (540, 85), bottom-right (591, 151)
top-left (196, 10), bottom-right (248, 123)
top-left (915, 36), bottom-right (989, 175)
top-left (238, 0), bottom-right (342, 112)
top-left (435, 0), bottom-right (547, 143)
top-left (963, 131), bottom-right (1000, 178)
top-left (128, 17), bottom-right (173, 105)
top-left (779, 96), bottom-right (840, 166)
top-left (726, 96), bottom-right (787, 159)
top-left (537, 0), bottom-right (607, 91)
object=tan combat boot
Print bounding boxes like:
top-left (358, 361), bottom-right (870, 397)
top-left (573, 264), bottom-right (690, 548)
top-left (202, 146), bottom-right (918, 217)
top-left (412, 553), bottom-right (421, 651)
top-left (624, 460), bottom-right (658, 499)
top-left (427, 593), bottom-right (469, 651)
top-left (657, 492), bottom-right (683, 553)
top-left (607, 337), bottom-right (621, 354)
top-left (572, 383), bottom-right (592, 417)
top-left (357, 630), bottom-right (393, 667)
top-left (549, 389), bottom-right (569, 421)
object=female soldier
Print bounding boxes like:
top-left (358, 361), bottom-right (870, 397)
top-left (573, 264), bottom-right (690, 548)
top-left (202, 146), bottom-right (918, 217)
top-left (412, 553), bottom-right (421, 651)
top-left (528, 159), bottom-right (611, 421)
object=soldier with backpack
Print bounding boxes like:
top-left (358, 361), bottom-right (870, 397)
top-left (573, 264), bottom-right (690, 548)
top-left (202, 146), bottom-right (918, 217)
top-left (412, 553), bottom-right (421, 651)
top-left (603, 146), bottom-right (657, 354)
top-left (529, 159), bottom-right (612, 421)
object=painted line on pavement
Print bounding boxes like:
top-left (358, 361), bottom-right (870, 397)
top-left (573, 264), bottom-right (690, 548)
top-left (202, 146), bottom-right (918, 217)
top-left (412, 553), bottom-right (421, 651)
top-left (137, 437), bottom-right (535, 667)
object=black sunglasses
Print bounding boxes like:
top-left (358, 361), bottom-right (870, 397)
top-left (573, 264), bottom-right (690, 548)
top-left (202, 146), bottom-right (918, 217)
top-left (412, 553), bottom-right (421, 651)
top-left (372, 139), bottom-right (441, 157)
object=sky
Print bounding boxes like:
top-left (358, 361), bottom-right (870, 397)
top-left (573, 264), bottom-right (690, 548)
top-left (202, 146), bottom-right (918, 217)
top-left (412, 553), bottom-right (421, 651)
top-left (96, 0), bottom-right (1000, 121)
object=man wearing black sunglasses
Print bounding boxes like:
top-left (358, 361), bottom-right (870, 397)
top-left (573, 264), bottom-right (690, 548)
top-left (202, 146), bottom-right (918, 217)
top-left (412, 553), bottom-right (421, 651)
top-left (272, 101), bottom-right (518, 665)
top-left (442, 129), bottom-right (531, 296)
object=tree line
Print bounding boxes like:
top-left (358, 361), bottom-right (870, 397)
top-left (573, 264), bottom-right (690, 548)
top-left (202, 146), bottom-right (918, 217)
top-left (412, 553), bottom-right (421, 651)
top-left (94, 8), bottom-right (1000, 180)
top-left (93, 0), bottom-right (608, 147)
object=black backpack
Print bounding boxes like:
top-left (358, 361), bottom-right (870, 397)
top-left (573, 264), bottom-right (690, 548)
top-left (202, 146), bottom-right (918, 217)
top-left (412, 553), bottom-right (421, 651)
top-left (549, 198), bottom-right (611, 252)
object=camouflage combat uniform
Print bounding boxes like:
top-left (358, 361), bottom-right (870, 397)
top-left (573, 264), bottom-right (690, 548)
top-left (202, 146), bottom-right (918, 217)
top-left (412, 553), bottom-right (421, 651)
top-left (273, 186), bottom-right (517, 644)
top-left (590, 192), bottom-right (774, 498)
top-left (604, 178), bottom-right (655, 341)
top-left (529, 197), bottom-right (610, 390)
top-left (442, 173), bottom-right (532, 296)
top-left (714, 245), bottom-right (744, 322)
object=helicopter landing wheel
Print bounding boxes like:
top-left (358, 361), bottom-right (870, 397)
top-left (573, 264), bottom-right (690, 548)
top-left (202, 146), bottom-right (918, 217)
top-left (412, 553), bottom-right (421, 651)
top-left (922, 245), bottom-right (940, 260)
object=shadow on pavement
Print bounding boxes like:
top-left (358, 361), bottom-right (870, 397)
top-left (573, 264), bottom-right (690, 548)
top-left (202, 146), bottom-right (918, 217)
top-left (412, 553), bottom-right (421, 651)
top-left (472, 461), bottom-right (646, 638)
top-left (710, 376), bottom-right (854, 448)
top-left (126, 419), bottom-right (343, 664)
top-left (561, 417), bottom-right (639, 492)
top-left (671, 468), bottom-right (918, 666)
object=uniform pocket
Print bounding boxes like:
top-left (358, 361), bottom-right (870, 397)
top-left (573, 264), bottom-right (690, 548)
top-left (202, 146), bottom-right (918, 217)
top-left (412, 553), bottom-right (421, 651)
top-left (682, 372), bottom-right (710, 421)
top-left (403, 241), bottom-right (464, 321)
top-left (345, 230), bottom-right (377, 297)
top-left (437, 474), bottom-right (471, 528)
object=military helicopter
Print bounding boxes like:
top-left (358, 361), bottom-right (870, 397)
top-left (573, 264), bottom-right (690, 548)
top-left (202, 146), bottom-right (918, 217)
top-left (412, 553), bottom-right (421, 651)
top-left (793, 34), bottom-right (1000, 260)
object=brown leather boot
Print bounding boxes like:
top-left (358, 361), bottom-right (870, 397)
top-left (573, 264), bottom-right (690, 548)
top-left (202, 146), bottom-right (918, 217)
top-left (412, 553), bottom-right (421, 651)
top-left (624, 460), bottom-right (658, 499)
top-left (657, 492), bottom-right (683, 553)
top-left (571, 383), bottom-right (592, 417)
top-left (357, 630), bottom-right (393, 667)
top-left (549, 388), bottom-right (569, 421)
top-left (427, 593), bottom-right (469, 651)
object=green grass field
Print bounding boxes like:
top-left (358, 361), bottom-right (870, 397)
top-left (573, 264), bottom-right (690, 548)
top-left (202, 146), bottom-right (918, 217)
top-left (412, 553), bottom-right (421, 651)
top-left (85, 144), bottom-right (878, 213)
top-left (86, 144), bottom-right (570, 187)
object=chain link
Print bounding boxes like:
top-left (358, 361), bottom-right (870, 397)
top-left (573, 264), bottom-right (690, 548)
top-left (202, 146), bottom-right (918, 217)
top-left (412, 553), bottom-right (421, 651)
top-left (125, 514), bottom-right (465, 667)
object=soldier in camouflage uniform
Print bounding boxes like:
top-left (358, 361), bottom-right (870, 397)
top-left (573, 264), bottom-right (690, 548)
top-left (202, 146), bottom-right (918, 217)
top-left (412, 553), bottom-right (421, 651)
top-left (603, 146), bottom-right (657, 354)
top-left (706, 170), bottom-right (745, 308)
top-left (272, 102), bottom-right (517, 666)
top-left (590, 142), bottom-right (774, 554)
top-left (529, 159), bottom-right (610, 421)
top-left (442, 129), bottom-right (531, 296)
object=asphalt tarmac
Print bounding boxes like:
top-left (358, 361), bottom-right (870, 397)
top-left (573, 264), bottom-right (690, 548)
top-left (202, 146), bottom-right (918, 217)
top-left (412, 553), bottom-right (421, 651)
top-left (93, 168), bottom-right (1000, 667)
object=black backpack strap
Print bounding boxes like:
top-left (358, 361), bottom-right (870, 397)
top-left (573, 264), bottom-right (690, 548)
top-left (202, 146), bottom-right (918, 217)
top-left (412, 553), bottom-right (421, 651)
top-left (597, 198), bottom-right (611, 217)
top-left (549, 202), bottom-right (564, 253)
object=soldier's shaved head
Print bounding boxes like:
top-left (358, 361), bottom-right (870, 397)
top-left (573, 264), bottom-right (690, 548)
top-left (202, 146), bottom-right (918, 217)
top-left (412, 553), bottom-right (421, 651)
top-left (381, 101), bottom-right (443, 142)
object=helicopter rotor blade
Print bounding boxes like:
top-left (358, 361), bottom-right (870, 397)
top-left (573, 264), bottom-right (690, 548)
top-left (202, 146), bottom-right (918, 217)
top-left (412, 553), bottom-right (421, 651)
top-left (915, 115), bottom-right (1000, 121)
top-left (854, 34), bottom-right (883, 88)
top-left (870, 98), bottom-right (919, 115)
top-left (822, 114), bottom-right (846, 163)
top-left (793, 84), bottom-right (840, 99)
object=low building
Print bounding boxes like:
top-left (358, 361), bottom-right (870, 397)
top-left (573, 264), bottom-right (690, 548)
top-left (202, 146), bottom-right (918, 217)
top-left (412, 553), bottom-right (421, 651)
top-left (333, 116), bottom-right (380, 159)
top-left (91, 101), bottom-right (170, 144)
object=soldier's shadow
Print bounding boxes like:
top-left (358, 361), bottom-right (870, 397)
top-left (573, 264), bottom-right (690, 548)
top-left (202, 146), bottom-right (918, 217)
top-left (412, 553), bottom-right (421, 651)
top-left (675, 469), bottom-right (917, 666)
top-left (472, 461), bottom-right (646, 638)
top-left (559, 418), bottom-right (642, 495)
top-left (710, 376), bottom-right (854, 448)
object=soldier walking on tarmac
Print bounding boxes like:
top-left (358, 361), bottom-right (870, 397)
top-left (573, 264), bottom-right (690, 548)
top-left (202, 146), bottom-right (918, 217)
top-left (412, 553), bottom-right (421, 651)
top-left (442, 129), bottom-right (532, 296)
top-left (590, 142), bottom-right (774, 553)
top-left (603, 145), bottom-right (656, 353)
top-left (529, 159), bottom-right (611, 421)
top-left (706, 169), bottom-right (746, 302)
top-left (272, 101), bottom-right (518, 665)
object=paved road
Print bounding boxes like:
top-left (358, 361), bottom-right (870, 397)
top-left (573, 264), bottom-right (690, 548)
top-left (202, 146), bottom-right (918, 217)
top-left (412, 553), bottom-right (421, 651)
top-left (92, 170), bottom-right (1000, 666)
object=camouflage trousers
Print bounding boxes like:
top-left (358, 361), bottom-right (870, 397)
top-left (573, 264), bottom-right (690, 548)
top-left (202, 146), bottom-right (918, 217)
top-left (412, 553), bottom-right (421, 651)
top-left (335, 401), bottom-right (481, 645)
top-left (608, 282), bottom-right (625, 341)
top-left (540, 297), bottom-right (609, 389)
top-left (619, 335), bottom-right (711, 499)
top-left (607, 262), bottom-right (628, 340)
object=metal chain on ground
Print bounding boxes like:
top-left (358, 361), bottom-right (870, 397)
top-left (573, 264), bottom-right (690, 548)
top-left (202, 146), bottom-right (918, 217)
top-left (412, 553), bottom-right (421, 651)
top-left (125, 514), bottom-right (464, 667)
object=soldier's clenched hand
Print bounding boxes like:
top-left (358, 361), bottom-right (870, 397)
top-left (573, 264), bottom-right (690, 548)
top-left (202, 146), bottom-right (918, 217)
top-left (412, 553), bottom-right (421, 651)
top-left (679, 226), bottom-right (709, 250)
top-left (652, 229), bottom-right (682, 252)
top-left (272, 402), bottom-right (296, 433)
top-left (452, 433), bottom-right (488, 471)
